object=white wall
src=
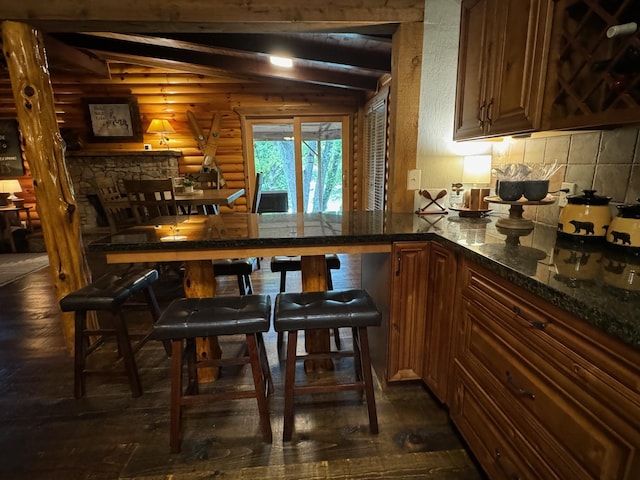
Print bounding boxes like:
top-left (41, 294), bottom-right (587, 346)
top-left (416, 0), bottom-right (492, 209)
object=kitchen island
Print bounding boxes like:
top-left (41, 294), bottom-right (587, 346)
top-left (89, 210), bottom-right (640, 479)
top-left (88, 211), bottom-right (639, 351)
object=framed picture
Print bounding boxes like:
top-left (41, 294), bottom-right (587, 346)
top-left (82, 97), bottom-right (143, 143)
top-left (0, 119), bottom-right (25, 178)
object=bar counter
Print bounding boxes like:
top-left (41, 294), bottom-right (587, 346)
top-left (88, 211), bottom-right (640, 351)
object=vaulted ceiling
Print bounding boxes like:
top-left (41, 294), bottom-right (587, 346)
top-left (44, 29), bottom-right (394, 93)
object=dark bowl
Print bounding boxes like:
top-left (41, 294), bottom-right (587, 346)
top-left (497, 180), bottom-right (525, 201)
top-left (523, 180), bottom-right (549, 201)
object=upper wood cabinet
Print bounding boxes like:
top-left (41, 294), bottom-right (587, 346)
top-left (453, 0), bottom-right (554, 140)
top-left (546, 0), bottom-right (640, 129)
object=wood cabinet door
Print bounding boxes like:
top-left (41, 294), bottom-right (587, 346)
top-left (454, 0), bottom-right (553, 140)
top-left (453, 0), bottom-right (492, 140)
top-left (486, 0), bottom-right (553, 136)
top-left (421, 242), bottom-right (456, 403)
top-left (547, 0), bottom-right (640, 129)
top-left (387, 241), bottom-right (429, 382)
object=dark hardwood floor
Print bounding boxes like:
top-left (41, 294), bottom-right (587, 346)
top-left (0, 253), bottom-right (484, 479)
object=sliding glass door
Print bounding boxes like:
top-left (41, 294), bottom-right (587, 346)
top-left (248, 116), bottom-right (348, 213)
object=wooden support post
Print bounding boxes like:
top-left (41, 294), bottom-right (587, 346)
top-left (301, 255), bottom-right (333, 372)
top-left (183, 259), bottom-right (221, 382)
top-left (2, 21), bottom-right (94, 354)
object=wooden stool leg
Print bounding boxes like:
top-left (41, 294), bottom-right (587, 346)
top-left (74, 311), bottom-right (87, 398)
top-left (282, 330), bottom-right (298, 441)
top-left (357, 327), bottom-right (378, 434)
top-left (170, 339), bottom-right (184, 453)
top-left (143, 285), bottom-right (171, 356)
top-left (246, 334), bottom-right (272, 443)
top-left (185, 338), bottom-right (199, 395)
top-left (112, 311), bottom-right (143, 398)
top-left (244, 275), bottom-right (254, 295)
top-left (352, 326), bottom-right (362, 382)
top-left (257, 332), bottom-right (273, 395)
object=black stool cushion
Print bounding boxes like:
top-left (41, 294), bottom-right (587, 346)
top-left (274, 289), bottom-right (381, 331)
top-left (151, 295), bottom-right (271, 340)
top-left (270, 254), bottom-right (340, 273)
top-left (59, 268), bottom-right (159, 312)
top-left (213, 257), bottom-right (258, 276)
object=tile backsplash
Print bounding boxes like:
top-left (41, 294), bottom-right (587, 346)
top-left (493, 126), bottom-right (640, 227)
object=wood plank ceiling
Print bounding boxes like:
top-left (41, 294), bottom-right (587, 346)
top-left (46, 31), bottom-right (394, 94)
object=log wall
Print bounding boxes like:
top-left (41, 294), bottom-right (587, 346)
top-left (0, 62), bottom-right (364, 229)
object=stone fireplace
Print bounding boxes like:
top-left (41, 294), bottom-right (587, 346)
top-left (65, 150), bottom-right (181, 230)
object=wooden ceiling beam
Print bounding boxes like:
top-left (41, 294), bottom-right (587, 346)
top-left (89, 50), bottom-right (377, 91)
top-left (42, 34), bottom-right (110, 78)
top-left (55, 34), bottom-right (380, 91)
top-left (2, 1), bottom-right (424, 32)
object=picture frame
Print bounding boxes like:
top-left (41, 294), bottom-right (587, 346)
top-left (0, 119), bottom-right (25, 178)
top-left (82, 96), bottom-right (143, 143)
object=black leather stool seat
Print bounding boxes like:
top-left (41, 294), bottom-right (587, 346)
top-left (151, 295), bottom-right (271, 339)
top-left (270, 254), bottom-right (340, 273)
top-left (60, 268), bottom-right (159, 312)
top-left (274, 289), bottom-right (382, 331)
top-left (151, 295), bottom-right (273, 453)
top-left (271, 254), bottom-right (342, 349)
top-left (274, 289), bottom-right (381, 442)
top-left (59, 268), bottom-right (162, 399)
top-left (213, 257), bottom-right (258, 276)
top-left (213, 257), bottom-right (259, 295)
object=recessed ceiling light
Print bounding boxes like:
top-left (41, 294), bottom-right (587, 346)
top-left (270, 56), bottom-right (293, 68)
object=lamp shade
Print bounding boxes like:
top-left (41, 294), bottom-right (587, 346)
top-left (146, 119), bottom-right (175, 134)
top-left (0, 179), bottom-right (22, 194)
top-left (462, 155), bottom-right (492, 185)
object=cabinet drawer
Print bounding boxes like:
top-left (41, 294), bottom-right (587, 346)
top-left (459, 261), bottom-right (640, 430)
top-left (450, 362), bottom-right (558, 480)
top-left (460, 300), bottom-right (638, 479)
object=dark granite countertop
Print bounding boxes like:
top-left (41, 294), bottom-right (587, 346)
top-left (88, 211), bottom-right (640, 351)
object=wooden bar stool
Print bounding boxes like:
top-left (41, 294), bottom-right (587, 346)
top-left (59, 268), bottom-right (162, 399)
top-left (271, 254), bottom-right (342, 350)
top-left (213, 257), bottom-right (259, 295)
top-left (273, 289), bottom-right (382, 442)
top-left (150, 295), bottom-right (273, 453)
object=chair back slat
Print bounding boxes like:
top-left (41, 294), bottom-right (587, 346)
top-left (95, 177), bottom-right (135, 233)
top-left (123, 179), bottom-right (177, 223)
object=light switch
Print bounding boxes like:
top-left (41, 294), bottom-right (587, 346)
top-left (407, 169), bottom-right (421, 190)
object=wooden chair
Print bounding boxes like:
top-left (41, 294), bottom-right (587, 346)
top-left (95, 177), bottom-right (136, 233)
top-left (212, 173), bottom-right (262, 288)
top-left (193, 171), bottom-right (222, 214)
top-left (122, 179), bottom-right (177, 224)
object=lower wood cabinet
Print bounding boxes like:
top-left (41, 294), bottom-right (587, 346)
top-left (364, 241), bottom-right (456, 390)
top-left (386, 241), bottom-right (429, 381)
top-left (450, 258), bottom-right (640, 479)
top-left (421, 242), bottom-right (457, 402)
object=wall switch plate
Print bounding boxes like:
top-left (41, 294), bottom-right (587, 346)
top-left (559, 182), bottom-right (577, 207)
top-left (407, 169), bottom-right (421, 190)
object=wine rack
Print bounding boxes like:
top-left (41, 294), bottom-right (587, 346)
top-left (549, 0), bottom-right (640, 129)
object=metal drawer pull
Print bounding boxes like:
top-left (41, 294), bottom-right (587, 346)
top-left (495, 449), bottom-right (521, 480)
top-left (512, 305), bottom-right (547, 330)
top-left (506, 371), bottom-right (536, 400)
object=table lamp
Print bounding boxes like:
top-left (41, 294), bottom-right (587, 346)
top-left (0, 179), bottom-right (22, 206)
top-left (146, 119), bottom-right (175, 150)
top-left (462, 155), bottom-right (492, 210)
